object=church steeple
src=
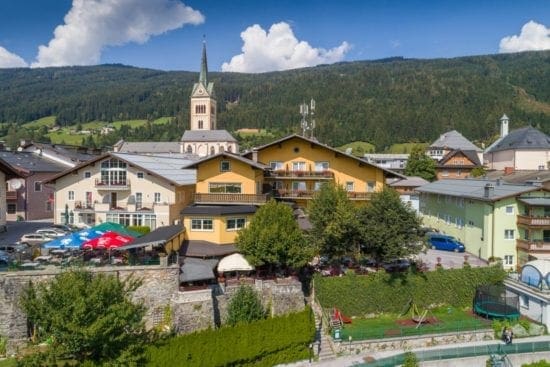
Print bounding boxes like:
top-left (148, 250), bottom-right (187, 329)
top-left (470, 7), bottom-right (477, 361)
top-left (199, 40), bottom-right (208, 86)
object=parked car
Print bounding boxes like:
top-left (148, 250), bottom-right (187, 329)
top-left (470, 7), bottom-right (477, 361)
top-left (0, 250), bottom-right (11, 265)
top-left (20, 233), bottom-right (52, 246)
top-left (0, 243), bottom-right (30, 254)
top-left (51, 224), bottom-right (77, 233)
top-left (36, 228), bottom-right (68, 238)
top-left (427, 233), bottom-right (465, 252)
top-left (382, 259), bottom-right (411, 272)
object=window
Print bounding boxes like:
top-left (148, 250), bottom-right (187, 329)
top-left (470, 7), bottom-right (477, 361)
top-left (137, 172), bottom-right (144, 179)
top-left (186, 145), bottom-right (193, 154)
top-left (198, 120), bottom-right (204, 129)
top-left (345, 181), bottom-right (354, 192)
top-left (520, 295), bottom-right (529, 309)
top-left (85, 192), bottom-right (93, 207)
top-left (292, 181), bottom-right (307, 191)
top-left (100, 158), bottom-right (127, 185)
top-left (107, 213), bottom-right (157, 230)
top-left (84, 171), bottom-right (91, 179)
top-left (195, 105), bottom-right (206, 114)
top-left (68, 191), bottom-right (75, 200)
top-left (505, 206), bottom-right (514, 215)
top-left (292, 161), bottom-right (306, 171)
top-left (136, 192), bottom-right (143, 208)
top-left (7, 204), bottom-right (16, 214)
top-left (210, 146), bottom-right (215, 155)
top-left (504, 229), bottom-right (515, 240)
top-left (270, 161), bottom-right (284, 170)
top-left (220, 161), bottom-right (231, 172)
top-left (227, 218), bottom-right (246, 231)
top-left (468, 220), bottom-right (475, 226)
top-left (504, 255), bottom-right (514, 265)
top-left (314, 161), bottom-right (329, 172)
top-left (227, 145), bottom-right (232, 153)
top-left (191, 218), bottom-right (213, 231)
top-left (367, 181), bottom-right (376, 193)
top-left (314, 182), bottom-right (325, 191)
top-left (209, 183), bottom-right (241, 193)
top-left (154, 193), bottom-right (161, 203)
top-left (34, 181), bottom-right (42, 192)
top-left (441, 170), bottom-right (449, 177)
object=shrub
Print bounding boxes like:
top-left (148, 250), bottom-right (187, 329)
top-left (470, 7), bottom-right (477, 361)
top-left (315, 266), bottom-right (506, 315)
top-left (226, 285), bottom-right (267, 326)
top-left (403, 351), bottom-right (419, 367)
top-left (128, 225), bottom-right (151, 236)
top-left (145, 308), bottom-right (315, 367)
top-left (522, 361), bottom-right (550, 367)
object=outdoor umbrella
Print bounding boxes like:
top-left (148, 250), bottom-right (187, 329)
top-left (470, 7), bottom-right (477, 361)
top-left (92, 222), bottom-right (141, 238)
top-left (43, 233), bottom-right (88, 249)
top-left (217, 253), bottom-right (254, 272)
top-left (75, 228), bottom-right (106, 240)
top-left (82, 232), bottom-right (135, 250)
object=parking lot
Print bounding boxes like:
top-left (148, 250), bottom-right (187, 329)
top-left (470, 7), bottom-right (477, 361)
top-left (0, 220), bottom-right (54, 244)
top-left (416, 248), bottom-right (487, 270)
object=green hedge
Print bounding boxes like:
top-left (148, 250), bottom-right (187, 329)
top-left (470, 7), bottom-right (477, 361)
top-left (127, 225), bottom-right (151, 236)
top-left (145, 308), bottom-right (316, 367)
top-left (315, 266), bottom-right (506, 316)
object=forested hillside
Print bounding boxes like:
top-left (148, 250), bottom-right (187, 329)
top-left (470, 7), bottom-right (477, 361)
top-left (0, 51), bottom-right (548, 150)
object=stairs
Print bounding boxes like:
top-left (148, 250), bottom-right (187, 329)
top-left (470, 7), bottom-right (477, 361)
top-left (312, 303), bottom-right (337, 361)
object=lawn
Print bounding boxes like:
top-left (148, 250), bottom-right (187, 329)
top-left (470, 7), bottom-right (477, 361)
top-left (338, 141), bottom-right (376, 156)
top-left (0, 359), bottom-right (15, 367)
top-left (386, 142), bottom-right (428, 153)
top-left (21, 116), bottom-right (56, 129)
top-left (337, 306), bottom-right (491, 341)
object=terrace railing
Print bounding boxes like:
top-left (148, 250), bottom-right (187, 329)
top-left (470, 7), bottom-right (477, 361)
top-left (193, 193), bottom-right (270, 205)
top-left (517, 215), bottom-right (550, 227)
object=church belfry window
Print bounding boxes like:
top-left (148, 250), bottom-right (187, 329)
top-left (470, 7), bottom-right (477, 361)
top-left (195, 105), bottom-right (206, 114)
top-left (210, 146), bottom-right (216, 155)
top-left (198, 120), bottom-right (204, 129)
top-left (186, 145), bottom-right (193, 153)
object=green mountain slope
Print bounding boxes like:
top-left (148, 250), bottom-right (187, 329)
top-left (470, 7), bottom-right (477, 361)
top-left (0, 51), bottom-right (548, 149)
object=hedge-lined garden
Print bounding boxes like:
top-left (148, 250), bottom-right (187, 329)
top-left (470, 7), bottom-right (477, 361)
top-left (315, 266), bottom-right (506, 316)
top-left (145, 308), bottom-right (316, 367)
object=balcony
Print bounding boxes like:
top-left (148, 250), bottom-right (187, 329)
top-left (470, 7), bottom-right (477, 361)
top-left (94, 179), bottom-right (131, 190)
top-left (193, 193), bottom-right (270, 205)
top-left (272, 190), bottom-right (373, 201)
top-left (517, 239), bottom-right (550, 252)
top-left (267, 170), bottom-right (334, 180)
top-left (74, 201), bottom-right (94, 211)
top-left (517, 215), bottom-right (550, 228)
top-left (6, 191), bottom-right (17, 200)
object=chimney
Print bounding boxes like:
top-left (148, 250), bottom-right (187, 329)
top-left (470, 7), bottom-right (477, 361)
top-left (484, 183), bottom-right (495, 198)
top-left (504, 166), bottom-right (514, 175)
top-left (252, 148), bottom-right (258, 162)
top-left (500, 114), bottom-right (509, 138)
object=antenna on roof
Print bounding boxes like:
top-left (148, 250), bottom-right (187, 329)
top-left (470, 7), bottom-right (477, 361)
top-left (299, 99), bottom-right (316, 139)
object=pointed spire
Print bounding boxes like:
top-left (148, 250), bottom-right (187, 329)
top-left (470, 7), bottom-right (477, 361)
top-left (199, 38), bottom-right (208, 86)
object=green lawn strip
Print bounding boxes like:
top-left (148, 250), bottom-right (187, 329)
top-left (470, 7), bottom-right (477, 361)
top-left (236, 129), bottom-right (274, 137)
top-left (21, 116), bottom-right (56, 129)
top-left (0, 359), bottom-right (16, 367)
top-left (386, 142), bottom-right (428, 153)
top-left (338, 141), bottom-right (376, 156)
top-left (339, 307), bottom-right (491, 341)
top-left (46, 131), bottom-right (85, 145)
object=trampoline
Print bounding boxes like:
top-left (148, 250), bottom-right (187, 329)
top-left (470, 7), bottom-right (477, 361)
top-left (473, 285), bottom-right (520, 320)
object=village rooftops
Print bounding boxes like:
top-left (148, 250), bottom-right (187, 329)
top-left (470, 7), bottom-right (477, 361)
top-left (180, 130), bottom-right (237, 142)
top-left (0, 151), bottom-right (68, 174)
top-left (113, 140), bottom-right (182, 154)
top-left (430, 130), bottom-right (482, 152)
top-left (416, 178), bottom-right (544, 201)
top-left (485, 126), bottom-right (550, 153)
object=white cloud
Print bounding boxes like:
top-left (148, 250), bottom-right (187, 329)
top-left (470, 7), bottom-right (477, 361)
top-left (31, 0), bottom-right (204, 68)
top-left (222, 22), bottom-right (350, 73)
top-left (499, 20), bottom-right (550, 53)
top-left (0, 46), bottom-right (28, 68)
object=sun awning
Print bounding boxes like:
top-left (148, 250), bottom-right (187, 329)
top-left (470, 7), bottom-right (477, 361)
top-left (217, 253), bottom-right (254, 272)
top-left (179, 258), bottom-right (218, 282)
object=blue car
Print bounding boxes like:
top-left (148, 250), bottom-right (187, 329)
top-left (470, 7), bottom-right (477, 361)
top-left (427, 233), bottom-right (465, 252)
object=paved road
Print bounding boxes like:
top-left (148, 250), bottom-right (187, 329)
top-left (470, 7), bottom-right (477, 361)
top-left (0, 220), bottom-right (53, 244)
top-left (416, 248), bottom-right (487, 270)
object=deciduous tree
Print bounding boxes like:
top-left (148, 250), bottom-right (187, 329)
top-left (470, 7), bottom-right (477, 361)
top-left (404, 145), bottom-right (437, 182)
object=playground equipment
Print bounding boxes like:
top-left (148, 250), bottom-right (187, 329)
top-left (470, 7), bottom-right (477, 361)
top-left (330, 307), bottom-right (352, 330)
top-left (399, 299), bottom-right (432, 328)
top-left (474, 285), bottom-right (520, 320)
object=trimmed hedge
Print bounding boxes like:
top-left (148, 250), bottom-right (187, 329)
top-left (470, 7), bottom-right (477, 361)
top-left (315, 266), bottom-right (506, 316)
top-left (127, 225), bottom-right (151, 236)
top-left (145, 308), bottom-right (316, 367)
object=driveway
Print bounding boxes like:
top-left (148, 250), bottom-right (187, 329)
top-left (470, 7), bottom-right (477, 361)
top-left (416, 249), bottom-right (487, 270)
top-left (0, 220), bottom-right (53, 244)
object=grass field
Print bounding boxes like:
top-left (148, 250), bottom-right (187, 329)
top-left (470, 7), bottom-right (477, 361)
top-left (21, 116), bottom-right (57, 129)
top-left (337, 306), bottom-right (491, 341)
top-left (234, 128), bottom-right (274, 137)
top-left (338, 141), bottom-right (376, 156)
top-left (386, 142), bottom-right (428, 153)
top-left (0, 359), bottom-right (15, 367)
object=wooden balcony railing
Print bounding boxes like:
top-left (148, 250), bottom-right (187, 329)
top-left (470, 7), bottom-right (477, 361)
top-left (272, 190), bottom-right (373, 201)
top-left (6, 191), bottom-right (17, 200)
top-left (193, 193), bottom-right (270, 205)
top-left (74, 200), bottom-right (94, 211)
top-left (94, 179), bottom-right (131, 190)
top-left (517, 215), bottom-right (550, 227)
top-left (517, 239), bottom-right (550, 252)
top-left (268, 170), bottom-right (334, 180)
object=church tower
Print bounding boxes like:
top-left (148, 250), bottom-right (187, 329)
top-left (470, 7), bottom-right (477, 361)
top-left (190, 41), bottom-right (217, 130)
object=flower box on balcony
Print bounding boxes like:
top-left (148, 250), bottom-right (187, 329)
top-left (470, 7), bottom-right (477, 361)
top-left (294, 171), bottom-right (305, 177)
top-left (273, 170), bottom-right (286, 177)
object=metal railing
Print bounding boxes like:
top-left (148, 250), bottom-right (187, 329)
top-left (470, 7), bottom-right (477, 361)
top-left (94, 179), bottom-right (131, 190)
top-left (268, 170), bottom-right (335, 179)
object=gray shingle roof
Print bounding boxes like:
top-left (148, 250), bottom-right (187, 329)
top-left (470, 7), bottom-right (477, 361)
top-left (416, 179), bottom-right (540, 201)
top-left (430, 130), bottom-right (482, 152)
top-left (0, 151), bottom-right (67, 172)
top-left (485, 127), bottom-right (550, 153)
top-left (111, 153), bottom-right (196, 185)
top-left (180, 130), bottom-right (237, 142)
top-left (484, 170), bottom-right (550, 185)
top-left (116, 142), bottom-right (182, 154)
top-left (389, 176), bottom-right (429, 187)
top-left (518, 198), bottom-right (550, 206)
top-left (185, 152), bottom-right (268, 171)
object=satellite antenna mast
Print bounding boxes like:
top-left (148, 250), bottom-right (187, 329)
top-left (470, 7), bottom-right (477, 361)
top-left (300, 98), bottom-right (316, 138)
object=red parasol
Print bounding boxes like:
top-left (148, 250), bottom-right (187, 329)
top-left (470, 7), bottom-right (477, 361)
top-left (82, 231), bottom-right (134, 250)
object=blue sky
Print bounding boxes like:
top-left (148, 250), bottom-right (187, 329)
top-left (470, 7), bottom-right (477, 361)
top-left (0, 0), bottom-right (548, 72)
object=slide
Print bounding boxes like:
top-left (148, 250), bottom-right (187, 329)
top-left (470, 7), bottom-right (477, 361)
top-left (333, 308), bottom-right (353, 324)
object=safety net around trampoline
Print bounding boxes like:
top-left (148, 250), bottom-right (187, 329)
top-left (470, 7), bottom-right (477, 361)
top-left (473, 285), bottom-right (520, 320)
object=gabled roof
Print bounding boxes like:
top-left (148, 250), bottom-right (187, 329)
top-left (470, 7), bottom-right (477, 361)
top-left (185, 152), bottom-right (268, 171)
top-left (0, 151), bottom-right (68, 173)
top-left (22, 142), bottom-right (101, 165)
top-left (416, 178), bottom-right (543, 202)
top-left (438, 149), bottom-right (482, 167)
top-left (180, 130), bottom-right (237, 142)
top-left (46, 152), bottom-right (197, 186)
top-left (243, 134), bottom-right (406, 179)
top-left (388, 176), bottom-right (429, 187)
top-left (484, 170), bottom-right (550, 185)
top-left (430, 130), bottom-right (482, 152)
top-left (485, 127), bottom-right (550, 153)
